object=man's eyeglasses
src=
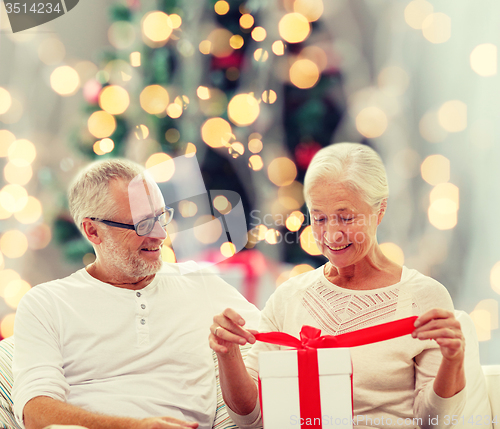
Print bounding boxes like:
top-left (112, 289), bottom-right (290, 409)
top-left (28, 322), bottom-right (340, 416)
top-left (90, 207), bottom-right (174, 237)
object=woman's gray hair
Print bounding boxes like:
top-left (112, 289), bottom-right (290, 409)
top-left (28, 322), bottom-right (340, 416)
top-left (68, 158), bottom-right (144, 233)
top-left (303, 142), bottom-right (389, 209)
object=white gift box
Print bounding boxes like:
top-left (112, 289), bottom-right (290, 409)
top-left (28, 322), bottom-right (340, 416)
top-left (259, 348), bottom-right (353, 429)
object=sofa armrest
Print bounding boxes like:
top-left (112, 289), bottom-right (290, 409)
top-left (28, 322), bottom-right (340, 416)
top-left (483, 365), bottom-right (500, 429)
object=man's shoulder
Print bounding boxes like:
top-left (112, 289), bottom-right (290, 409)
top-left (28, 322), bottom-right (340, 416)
top-left (22, 268), bottom-right (91, 303)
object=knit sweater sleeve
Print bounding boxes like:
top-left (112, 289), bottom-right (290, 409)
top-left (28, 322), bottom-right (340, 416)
top-left (411, 275), bottom-right (466, 429)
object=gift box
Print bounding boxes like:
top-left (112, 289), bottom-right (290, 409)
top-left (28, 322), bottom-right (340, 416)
top-left (259, 348), bottom-right (353, 429)
top-left (254, 317), bottom-right (418, 429)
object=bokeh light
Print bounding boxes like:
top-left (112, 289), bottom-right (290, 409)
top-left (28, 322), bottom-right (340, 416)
top-left (438, 100), bottom-right (467, 133)
top-left (289, 59), bottom-right (320, 89)
top-left (355, 107), bottom-right (388, 138)
top-left (267, 157), bottom-right (297, 186)
top-left (214, 0), bottom-right (230, 15)
top-left (422, 13), bottom-right (451, 44)
top-left (380, 242), bottom-right (405, 265)
top-left (208, 28), bottom-right (233, 58)
top-left (248, 139), bottom-right (263, 153)
top-left (38, 37), bottom-right (66, 65)
top-left (278, 181), bottom-right (304, 210)
top-left (429, 183), bottom-right (459, 210)
top-left (0, 88), bottom-right (12, 114)
top-left (130, 51), bottom-right (141, 67)
top-left (199, 40), bottom-right (211, 55)
top-left (470, 43), bottom-right (497, 77)
top-left (261, 90), bottom-right (277, 104)
top-left (300, 225), bottom-right (321, 255)
top-left (168, 14), bottom-right (182, 29)
top-left (179, 200), bottom-right (198, 218)
top-left (88, 111), bottom-right (116, 138)
top-left (300, 46), bottom-right (327, 72)
top-left (4, 279), bottom-right (31, 308)
top-left (0, 130), bottom-right (15, 157)
top-left (230, 35), bottom-right (244, 49)
top-left (0, 184), bottom-right (28, 213)
top-left (293, 0), bottom-right (323, 22)
top-left (254, 48), bottom-right (269, 62)
top-left (290, 263), bottom-right (315, 277)
top-left (213, 195), bottom-right (230, 212)
top-left (0, 314), bottom-right (15, 338)
top-left (8, 139), bottom-right (36, 167)
top-left (50, 66), bottom-right (80, 96)
top-left (197, 86), bottom-right (210, 100)
top-left (228, 93), bottom-right (260, 126)
top-left (419, 111), bottom-right (448, 143)
top-left (145, 153), bottom-right (175, 182)
top-left (252, 27), bottom-right (267, 42)
top-left (4, 162), bottom-right (33, 185)
top-left (99, 85), bottom-right (130, 115)
top-left (201, 117), bottom-right (232, 148)
top-left (229, 142), bottom-right (245, 158)
top-left (470, 309), bottom-right (491, 341)
top-left (286, 211), bottom-right (305, 232)
top-left (249, 155), bottom-right (263, 171)
top-left (108, 21), bottom-right (135, 50)
top-left (240, 14), bottom-right (254, 29)
top-left (420, 154), bottom-right (450, 185)
top-left (193, 215), bottom-right (223, 244)
top-left (140, 85), bottom-right (170, 115)
top-left (404, 0), bottom-right (433, 30)
top-left (377, 66), bottom-right (410, 95)
top-left (185, 143), bottom-right (197, 157)
top-left (161, 246), bottom-right (176, 263)
top-left (474, 299), bottom-right (499, 330)
top-left (142, 11), bottom-right (173, 46)
top-left (279, 13), bottom-right (310, 44)
top-left (220, 242), bottom-right (236, 257)
top-left (27, 223), bottom-right (52, 250)
top-left (428, 200), bottom-right (457, 230)
top-left (0, 230), bottom-right (28, 258)
top-left (272, 41), bottom-right (285, 56)
top-left (165, 128), bottom-right (180, 143)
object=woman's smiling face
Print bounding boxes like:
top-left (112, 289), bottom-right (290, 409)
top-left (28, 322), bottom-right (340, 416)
top-left (308, 180), bottom-right (384, 270)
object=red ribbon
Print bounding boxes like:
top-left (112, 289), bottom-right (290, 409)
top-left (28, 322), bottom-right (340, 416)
top-left (255, 316), bottom-right (417, 429)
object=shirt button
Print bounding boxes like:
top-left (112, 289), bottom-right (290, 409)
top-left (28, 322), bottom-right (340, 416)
top-left (136, 292), bottom-right (141, 297)
top-left (140, 319), bottom-right (146, 325)
top-left (141, 304), bottom-right (146, 309)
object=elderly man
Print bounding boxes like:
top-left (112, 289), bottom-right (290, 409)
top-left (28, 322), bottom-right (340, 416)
top-left (12, 159), bottom-right (259, 429)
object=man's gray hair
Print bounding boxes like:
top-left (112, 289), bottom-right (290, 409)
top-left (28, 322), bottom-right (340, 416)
top-left (304, 142), bottom-right (389, 209)
top-left (68, 158), bottom-right (144, 232)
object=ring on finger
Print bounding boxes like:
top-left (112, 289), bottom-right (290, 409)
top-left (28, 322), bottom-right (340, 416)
top-left (214, 326), bottom-right (220, 337)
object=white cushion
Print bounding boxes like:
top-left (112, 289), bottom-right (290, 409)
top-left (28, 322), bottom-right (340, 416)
top-left (455, 310), bottom-right (493, 428)
top-left (482, 365), bottom-right (500, 429)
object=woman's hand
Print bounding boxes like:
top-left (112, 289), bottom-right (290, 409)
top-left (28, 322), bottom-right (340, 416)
top-left (412, 308), bottom-right (465, 362)
top-left (209, 308), bottom-right (259, 355)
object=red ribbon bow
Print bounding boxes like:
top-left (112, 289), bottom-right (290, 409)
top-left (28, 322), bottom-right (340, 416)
top-left (255, 316), bottom-right (418, 429)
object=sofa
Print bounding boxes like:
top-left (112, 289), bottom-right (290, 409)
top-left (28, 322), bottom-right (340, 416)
top-left (0, 310), bottom-right (498, 429)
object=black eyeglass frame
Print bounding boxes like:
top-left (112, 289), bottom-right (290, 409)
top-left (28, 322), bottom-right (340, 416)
top-left (89, 207), bottom-right (174, 237)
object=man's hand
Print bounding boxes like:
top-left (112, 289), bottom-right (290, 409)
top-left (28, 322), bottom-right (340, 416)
top-left (412, 308), bottom-right (465, 362)
top-left (138, 416), bottom-right (198, 429)
top-left (209, 308), bottom-right (259, 355)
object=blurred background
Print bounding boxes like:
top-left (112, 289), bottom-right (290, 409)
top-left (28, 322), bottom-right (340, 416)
top-left (0, 0), bottom-right (499, 364)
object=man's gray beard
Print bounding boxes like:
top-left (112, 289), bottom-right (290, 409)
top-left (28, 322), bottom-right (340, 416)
top-left (101, 234), bottom-right (163, 278)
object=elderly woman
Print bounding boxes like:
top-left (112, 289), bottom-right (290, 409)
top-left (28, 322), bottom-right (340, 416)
top-left (210, 143), bottom-right (465, 429)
